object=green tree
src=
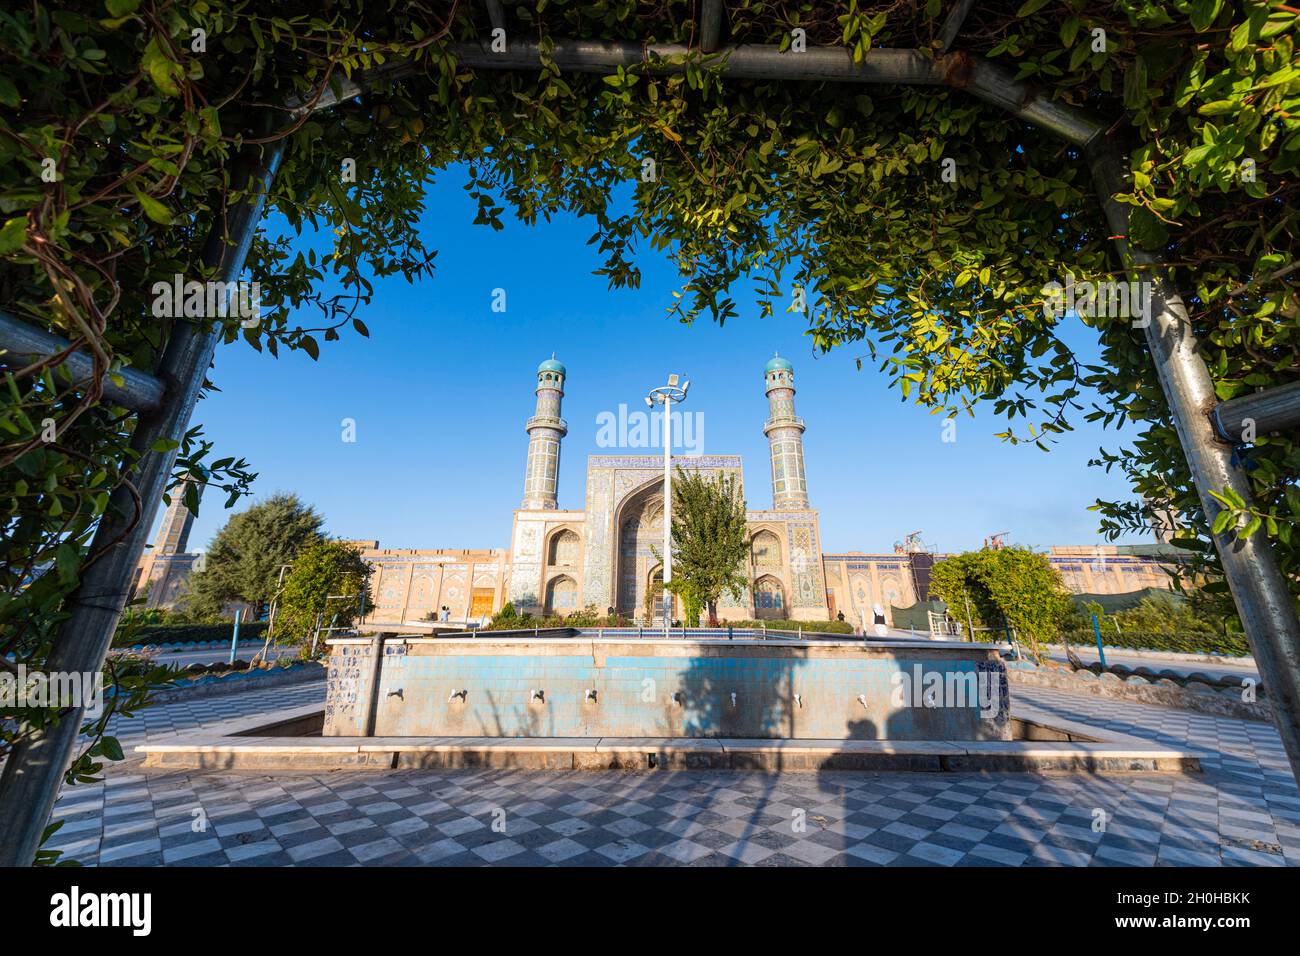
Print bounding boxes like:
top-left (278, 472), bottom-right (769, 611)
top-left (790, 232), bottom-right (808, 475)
top-left (184, 494), bottom-right (322, 620)
top-left (930, 547), bottom-right (1073, 662)
top-left (655, 469), bottom-right (749, 626)
top-left (274, 540), bottom-right (371, 653)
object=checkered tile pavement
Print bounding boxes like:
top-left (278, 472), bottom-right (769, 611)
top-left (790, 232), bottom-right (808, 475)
top-left (42, 682), bottom-right (1300, 867)
top-left (99, 682), bottom-right (327, 749)
top-left (1016, 687), bottom-right (1295, 789)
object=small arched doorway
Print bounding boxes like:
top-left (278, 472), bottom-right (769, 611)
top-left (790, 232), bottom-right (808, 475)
top-left (753, 575), bottom-right (785, 620)
top-left (544, 574), bottom-right (578, 616)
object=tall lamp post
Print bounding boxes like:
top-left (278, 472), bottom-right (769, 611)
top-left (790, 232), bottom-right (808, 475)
top-left (645, 374), bottom-right (689, 636)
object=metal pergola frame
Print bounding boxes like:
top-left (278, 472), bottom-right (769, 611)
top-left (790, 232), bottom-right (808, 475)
top-left (1, 2), bottom-right (1298, 865)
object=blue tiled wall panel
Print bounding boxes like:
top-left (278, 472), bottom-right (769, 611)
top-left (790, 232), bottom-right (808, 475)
top-left (324, 642), bottom-right (1010, 741)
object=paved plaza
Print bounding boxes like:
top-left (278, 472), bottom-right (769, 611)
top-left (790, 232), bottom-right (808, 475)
top-left (43, 682), bottom-right (1300, 867)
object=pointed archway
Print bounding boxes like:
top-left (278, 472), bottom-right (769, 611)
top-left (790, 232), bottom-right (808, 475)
top-left (615, 480), bottom-right (666, 620)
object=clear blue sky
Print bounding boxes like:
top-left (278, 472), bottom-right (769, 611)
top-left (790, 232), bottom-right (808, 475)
top-left (175, 165), bottom-right (1150, 556)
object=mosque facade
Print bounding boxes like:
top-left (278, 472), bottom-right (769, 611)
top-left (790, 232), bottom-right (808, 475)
top-left (345, 357), bottom-right (1179, 630)
top-left (131, 356), bottom-right (1180, 628)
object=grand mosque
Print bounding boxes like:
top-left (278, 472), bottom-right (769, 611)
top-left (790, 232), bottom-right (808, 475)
top-left (133, 356), bottom-right (1180, 630)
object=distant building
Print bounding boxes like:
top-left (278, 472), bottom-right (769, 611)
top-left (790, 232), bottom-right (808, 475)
top-left (350, 357), bottom-right (1182, 630)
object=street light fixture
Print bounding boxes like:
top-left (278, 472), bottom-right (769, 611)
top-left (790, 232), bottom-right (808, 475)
top-left (645, 374), bottom-right (689, 635)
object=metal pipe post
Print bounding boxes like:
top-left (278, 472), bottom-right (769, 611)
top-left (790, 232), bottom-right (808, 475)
top-left (1211, 380), bottom-right (1300, 443)
top-left (663, 393), bottom-right (672, 637)
top-left (1091, 614), bottom-right (1108, 670)
top-left (1087, 136), bottom-right (1300, 782)
top-left (229, 609), bottom-right (243, 666)
top-left (0, 310), bottom-right (166, 412)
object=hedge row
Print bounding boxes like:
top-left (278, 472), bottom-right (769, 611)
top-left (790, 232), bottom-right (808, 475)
top-left (113, 621), bottom-right (268, 648)
top-left (1059, 629), bottom-right (1250, 658)
top-left (730, 619), bottom-right (858, 634)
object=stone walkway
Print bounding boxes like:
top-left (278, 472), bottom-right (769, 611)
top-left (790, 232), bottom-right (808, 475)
top-left (43, 682), bottom-right (1300, 867)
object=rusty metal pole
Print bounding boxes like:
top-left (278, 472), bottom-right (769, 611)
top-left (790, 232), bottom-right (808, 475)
top-left (0, 135), bottom-right (286, 867)
top-left (1087, 135), bottom-right (1300, 783)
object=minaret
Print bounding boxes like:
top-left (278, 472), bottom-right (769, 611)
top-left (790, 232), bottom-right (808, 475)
top-left (521, 356), bottom-right (567, 509)
top-left (763, 354), bottom-right (809, 509)
top-left (134, 474), bottom-right (202, 608)
top-left (154, 475), bottom-right (201, 554)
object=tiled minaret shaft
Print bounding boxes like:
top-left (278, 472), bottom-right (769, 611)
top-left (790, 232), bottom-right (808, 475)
top-left (521, 357), bottom-right (567, 509)
top-left (763, 355), bottom-right (809, 509)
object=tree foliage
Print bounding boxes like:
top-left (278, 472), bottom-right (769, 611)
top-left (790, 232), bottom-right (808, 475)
top-left (273, 539), bottom-right (370, 651)
top-left (657, 468), bottom-right (749, 626)
top-left (1115, 593), bottom-right (1214, 634)
top-left (1184, 582), bottom-right (1246, 634)
top-left (929, 547), bottom-right (1074, 659)
top-left (183, 493), bottom-right (322, 619)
